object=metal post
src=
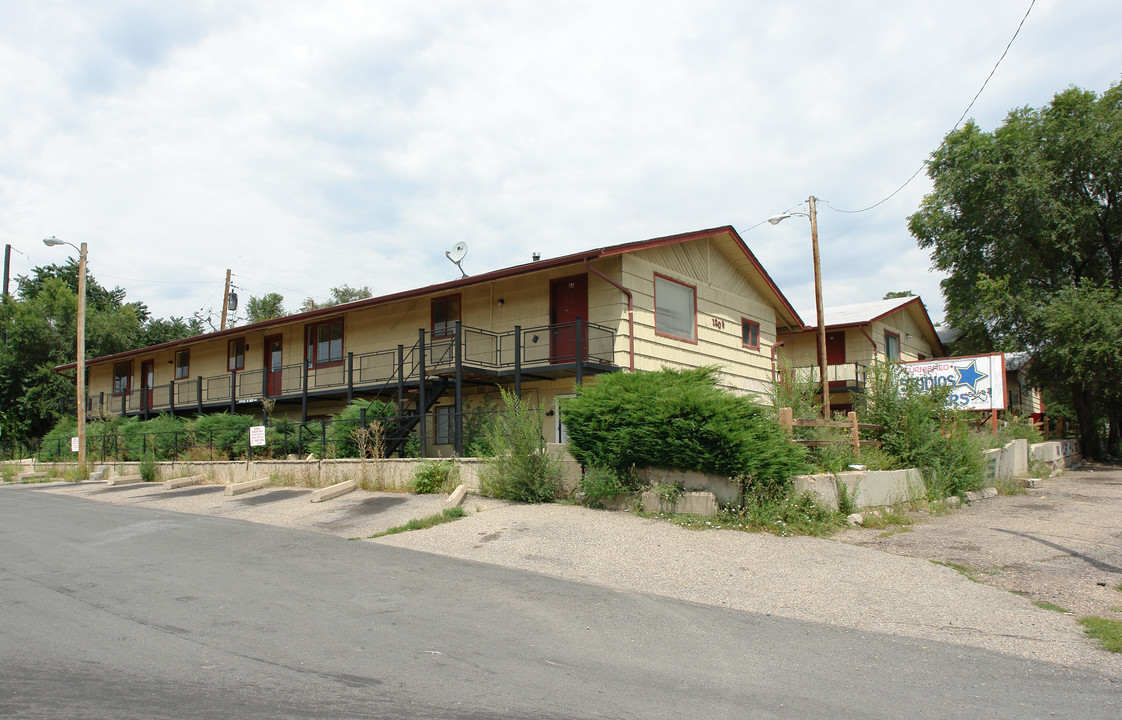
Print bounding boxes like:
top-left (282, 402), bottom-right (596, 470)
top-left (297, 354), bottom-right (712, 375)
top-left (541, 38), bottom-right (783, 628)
top-left (196, 376), bottom-right (203, 414)
top-left (417, 328), bottom-right (427, 459)
top-left (229, 370), bottom-right (237, 414)
top-left (575, 318), bottom-right (584, 385)
top-left (301, 358), bottom-right (310, 422)
top-left (454, 321), bottom-right (463, 457)
top-left (346, 352), bottom-right (354, 402)
top-left (396, 345), bottom-right (405, 414)
top-left (168, 380), bottom-right (175, 418)
top-left (513, 325), bottom-right (522, 399)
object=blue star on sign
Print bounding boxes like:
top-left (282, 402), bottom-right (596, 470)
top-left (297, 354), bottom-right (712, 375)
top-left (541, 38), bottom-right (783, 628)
top-left (955, 360), bottom-right (988, 391)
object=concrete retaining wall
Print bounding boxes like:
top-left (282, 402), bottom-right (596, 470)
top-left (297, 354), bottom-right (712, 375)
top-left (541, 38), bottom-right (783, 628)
top-left (1030, 439), bottom-right (1081, 469)
top-left (794, 469), bottom-right (926, 511)
top-left (983, 439), bottom-right (1029, 482)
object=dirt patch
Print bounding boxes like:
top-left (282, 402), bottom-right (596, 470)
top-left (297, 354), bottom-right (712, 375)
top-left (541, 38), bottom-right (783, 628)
top-left (836, 461), bottom-right (1122, 620)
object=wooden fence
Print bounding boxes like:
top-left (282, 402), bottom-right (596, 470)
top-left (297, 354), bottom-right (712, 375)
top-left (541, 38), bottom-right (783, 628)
top-left (777, 408), bottom-right (883, 459)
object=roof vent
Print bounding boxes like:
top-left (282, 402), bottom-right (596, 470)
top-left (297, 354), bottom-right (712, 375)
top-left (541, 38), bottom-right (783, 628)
top-left (532, 252), bottom-right (541, 262)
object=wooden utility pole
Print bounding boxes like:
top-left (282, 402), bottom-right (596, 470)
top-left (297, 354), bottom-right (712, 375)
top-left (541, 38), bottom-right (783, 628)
top-left (808, 196), bottom-right (831, 419)
top-left (220, 269), bottom-right (232, 330)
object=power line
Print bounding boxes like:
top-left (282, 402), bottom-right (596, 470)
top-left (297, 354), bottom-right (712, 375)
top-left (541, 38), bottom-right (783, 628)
top-left (825, 0), bottom-right (1037, 215)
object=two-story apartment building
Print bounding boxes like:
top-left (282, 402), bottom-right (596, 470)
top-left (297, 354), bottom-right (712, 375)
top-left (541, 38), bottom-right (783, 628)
top-left (776, 296), bottom-right (944, 414)
top-left (67, 226), bottom-right (804, 456)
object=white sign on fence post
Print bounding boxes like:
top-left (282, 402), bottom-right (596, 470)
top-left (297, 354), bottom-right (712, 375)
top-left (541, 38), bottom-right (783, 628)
top-left (71, 436), bottom-right (80, 452)
top-left (249, 425), bottom-right (267, 447)
top-left (900, 353), bottom-right (1006, 412)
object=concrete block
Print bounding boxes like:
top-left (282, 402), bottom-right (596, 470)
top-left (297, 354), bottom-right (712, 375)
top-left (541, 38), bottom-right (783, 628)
top-left (15, 472), bottom-right (47, 482)
top-left (640, 490), bottom-right (718, 516)
top-left (981, 487), bottom-right (998, 499)
top-left (846, 512), bottom-right (864, 526)
top-left (1020, 477), bottom-right (1041, 489)
top-left (106, 474), bottom-right (143, 486)
top-left (224, 477), bottom-right (269, 496)
top-left (310, 479), bottom-right (356, 503)
top-left (637, 468), bottom-right (739, 505)
top-left (88, 470), bottom-right (105, 482)
top-left (965, 490), bottom-right (983, 503)
top-left (164, 474), bottom-right (204, 489)
top-left (445, 483), bottom-right (467, 508)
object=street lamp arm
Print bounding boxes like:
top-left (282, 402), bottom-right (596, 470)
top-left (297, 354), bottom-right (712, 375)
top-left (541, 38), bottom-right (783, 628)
top-left (43, 236), bottom-right (80, 253)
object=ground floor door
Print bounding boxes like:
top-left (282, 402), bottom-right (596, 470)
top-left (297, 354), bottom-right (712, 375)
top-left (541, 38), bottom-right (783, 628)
top-left (549, 274), bottom-right (588, 364)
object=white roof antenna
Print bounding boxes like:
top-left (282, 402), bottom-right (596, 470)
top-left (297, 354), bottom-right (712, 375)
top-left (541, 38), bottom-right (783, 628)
top-left (445, 241), bottom-right (469, 279)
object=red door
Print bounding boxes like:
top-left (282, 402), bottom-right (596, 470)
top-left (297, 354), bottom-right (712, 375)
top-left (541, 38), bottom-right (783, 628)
top-left (265, 335), bottom-right (283, 396)
top-left (140, 360), bottom-right (154, 410)
top-left (550, 274), bottom-right (588, 363)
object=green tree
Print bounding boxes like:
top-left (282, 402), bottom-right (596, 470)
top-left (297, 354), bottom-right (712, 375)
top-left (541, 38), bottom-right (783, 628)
top-left (908, 82), bottom-right (1122, 456)
top-left (300, 284), bottom-right (372, 313)
top-left (245, 293), bottom-right (287, 324)
top-left (882, 290), bottom-right (915, 299)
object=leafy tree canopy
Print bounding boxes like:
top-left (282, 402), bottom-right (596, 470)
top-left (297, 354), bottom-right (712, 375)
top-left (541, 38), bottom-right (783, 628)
top-left (300, 284), bottom-right (373, 313)
top-left (908, 82), bottom-right (1122, 456)
top-left (245, 293), bottom-right (287, 324)
top-left (882, 290), bottom-right (915, 299)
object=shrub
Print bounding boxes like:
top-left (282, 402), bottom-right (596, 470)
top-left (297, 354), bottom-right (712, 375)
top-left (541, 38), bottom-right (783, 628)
top-left (578, 466), bottom-right (631, 507)
top-left (38, 416), bottom-right (78, 460)
top-left (139, 453), bottom-right (157, 482)
top-left (191, 413), bottom-right (257, 459)
top-left (479, 389), bottom-right (563, 503)
top-left (859, 362), bottom-right (983, 498)
top-left (413, 459), bottom-right (455, 494)
top-left (324, 399), bottom-right (400, 458)
top-left (562, 367), bottom-right (807, 500)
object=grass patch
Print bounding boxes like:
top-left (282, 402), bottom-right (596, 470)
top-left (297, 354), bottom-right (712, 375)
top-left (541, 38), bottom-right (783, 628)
top-left (647, 492), bottom-right (845, 537)
top-left (1032, 600), bottom-right (1073, 614)
top-left (1078, 617), bottom-right (1122, 653)
top-left (993, 476), bottom-right (1027, 496)
top-left (1108, 606), bottom-right (1122, 613)
top-left (877, 526), bottom-right (913, 538)
top-left (368, 506), bottom-right (467, 538)
top-left (930, 560), bottom-right (992, 583)
top-left (856, 506), bottom-right (914, 530)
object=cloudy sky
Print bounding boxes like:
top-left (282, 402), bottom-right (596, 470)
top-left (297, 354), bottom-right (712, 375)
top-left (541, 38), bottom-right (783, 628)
top-left (1, 0), bottom-right (1118, 328)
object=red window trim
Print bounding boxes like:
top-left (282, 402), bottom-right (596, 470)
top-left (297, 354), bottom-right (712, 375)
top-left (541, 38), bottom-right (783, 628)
top-left (884, 330), bottom-right (901, 361)
top-left (431, 294), bottom-right (462, 339)
top-left (174, 349), bottom-right (190, 380)
top-left (227, 338), bottom-right (246, 372)
top-left (653, 273), bottom-right (698, 344)
top-left (305, 318), bottom-right (345, 369)
top-left (741, 318), bottom-right (761, 350)
top-left (112, 361), bottom-right (133, 397)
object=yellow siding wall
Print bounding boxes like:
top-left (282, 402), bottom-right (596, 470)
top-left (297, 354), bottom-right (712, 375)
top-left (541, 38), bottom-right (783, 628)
top-left (622, 240), bottom-right (777, 399)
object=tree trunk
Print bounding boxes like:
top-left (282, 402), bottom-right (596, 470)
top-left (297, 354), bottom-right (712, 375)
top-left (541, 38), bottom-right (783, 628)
top-left (1107, 404), bottom-right (1121, 457)
top-left (1070, 383), bottom-right (1102, 460)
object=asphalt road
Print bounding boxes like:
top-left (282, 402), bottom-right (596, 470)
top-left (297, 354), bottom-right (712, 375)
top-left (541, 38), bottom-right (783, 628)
top-left (1, 490), bottom-right (1119, 719)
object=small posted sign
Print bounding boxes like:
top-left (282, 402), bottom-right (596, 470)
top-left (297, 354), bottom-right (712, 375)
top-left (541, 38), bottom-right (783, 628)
top-left (71, 436), bottom-right (80, 452)
top-left (249, 425), bottom-right (267, 447)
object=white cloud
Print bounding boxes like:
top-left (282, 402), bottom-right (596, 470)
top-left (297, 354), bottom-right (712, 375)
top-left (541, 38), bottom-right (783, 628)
top-left (2, 0), bottom-right (1119, 329)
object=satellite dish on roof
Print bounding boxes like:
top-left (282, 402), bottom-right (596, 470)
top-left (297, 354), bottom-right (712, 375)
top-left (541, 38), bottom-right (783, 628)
top-left (445, 242), bottom-right (469, 279)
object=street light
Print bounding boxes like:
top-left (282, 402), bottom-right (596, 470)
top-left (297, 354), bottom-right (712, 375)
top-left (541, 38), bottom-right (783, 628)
top-left (43, 236), bottom-right (88, 477)
top-left (768, 196), bottom-right (831, 418)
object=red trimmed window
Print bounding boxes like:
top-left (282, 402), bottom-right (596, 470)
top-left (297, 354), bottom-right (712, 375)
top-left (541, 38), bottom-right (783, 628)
top-left (741, 319), bottom-right (761, 350)
top-left (431, 295), bottom-right (461, 338)
top-left (306, 319), bottom-right (344, 367)
top-left (112, 362), bottom-right (132, 396)
top-left (654, 274), bottom-right (697, 342)
top-left (227, 339), bottom-right (245, 371)
top-left (175, 349), bottom-right (190, 380)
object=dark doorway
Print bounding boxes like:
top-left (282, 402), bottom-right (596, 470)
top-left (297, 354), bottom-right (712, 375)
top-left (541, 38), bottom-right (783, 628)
top-left (265, 335), bottom-right (283, 397)
top-left (549, 274), bottom-right (588, 364)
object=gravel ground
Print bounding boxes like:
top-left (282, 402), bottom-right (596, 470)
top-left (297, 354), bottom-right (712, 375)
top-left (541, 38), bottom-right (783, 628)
top-left (18, 462), bottom-right (1122, 679)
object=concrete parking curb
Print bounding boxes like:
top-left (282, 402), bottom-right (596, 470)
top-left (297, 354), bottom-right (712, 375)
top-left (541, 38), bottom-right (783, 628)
top-left (310, 480), bottom-right (356, 503)
top-left (224, 477), bottom-right (269, 496)
top-left (164, 474), bottom-right (204, 490)
top-left (445, 484), bottom-right (467, 507)
top-left (106, 475), bottom-right (143, 486)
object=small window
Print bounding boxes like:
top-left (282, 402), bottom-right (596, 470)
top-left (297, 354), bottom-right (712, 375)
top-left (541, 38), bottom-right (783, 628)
top-left (885, 331), bottom-right (900, 362)
top-left (305, 319), bottom-right (343, 367)
top-left (175, 349), bottom-right (190, 380)
top-left (432, 295), bottom-right (461, 338)
top-left (654, 274), bottom-right (697, 342)
top-left (112, 362), bottom-right (132, 396)
top-left (227, 338), bottom-right (245, 371)
top-left (434, 405), bottom-right (454, 445)
top-left (741, 319), bottom-right (761, 350)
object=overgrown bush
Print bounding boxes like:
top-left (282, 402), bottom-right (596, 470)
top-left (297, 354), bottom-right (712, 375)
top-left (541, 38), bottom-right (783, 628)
top-left (191, 413), bottom-right (257, 459)
top-left (412, 459), bottom-right (455, 494)
top-left (562, 367), bottom-right (807, 501)
top-left (578, 466), bottom-right (631, 506)
top-left (139, 453), bottom-right (157, 482)
top-left (860, 362), bottom-right (983, 498)
top-left (323, 399), bottom-right (400, 458)
top-left (479, 388), bottom-right (563, 502)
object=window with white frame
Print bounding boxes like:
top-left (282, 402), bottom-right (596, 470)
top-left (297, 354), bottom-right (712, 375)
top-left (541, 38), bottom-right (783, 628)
top-left (885, 331), bottom-right (900, 362)
top-left (654, 274), bottom-right (696, 342)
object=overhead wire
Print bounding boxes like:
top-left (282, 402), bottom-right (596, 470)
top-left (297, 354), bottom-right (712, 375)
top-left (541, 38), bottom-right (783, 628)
top-left (824, 0), bottom-right (1037, 215)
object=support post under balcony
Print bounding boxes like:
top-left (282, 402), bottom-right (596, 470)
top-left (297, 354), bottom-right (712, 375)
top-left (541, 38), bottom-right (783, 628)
top-left (575, 317), bottom-right (584, 385)
top-left (417, 328), bottom-right (427, 459)
top-left (229, 370), bottom-right (236, 414)
top-left (513, 325), bottom-right (522, 399)
top-left (301, 360), bottom-right (310, 423)
top-left (454, 321), bottom-right (463, 457)
top-left (346, 351), bottom-right (354, 402)
top-left (196, 376), bottom-right (203, 414)
top-left (168, 380), bottom-right (175, 418)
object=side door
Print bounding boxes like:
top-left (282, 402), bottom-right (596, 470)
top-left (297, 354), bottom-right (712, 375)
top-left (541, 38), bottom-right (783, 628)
top-left (549, 274), bottom-right (588, 364)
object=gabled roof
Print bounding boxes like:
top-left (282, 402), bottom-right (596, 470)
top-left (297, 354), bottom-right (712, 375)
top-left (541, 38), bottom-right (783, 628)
top-left (67, 225), bottom-right (803, 369)
top-left (796, 295), bottom-right (945, 356)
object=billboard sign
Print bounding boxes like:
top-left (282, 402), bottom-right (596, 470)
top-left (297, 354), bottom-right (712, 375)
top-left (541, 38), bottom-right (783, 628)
top-left (900, 353), bottom-right (1006, 411)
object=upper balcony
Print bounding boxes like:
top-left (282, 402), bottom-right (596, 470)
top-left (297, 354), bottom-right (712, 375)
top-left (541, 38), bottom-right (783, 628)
top-left (784, 362), bottom-right (869, 393)
top-left (87, 320), bottom-right (618, 419)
